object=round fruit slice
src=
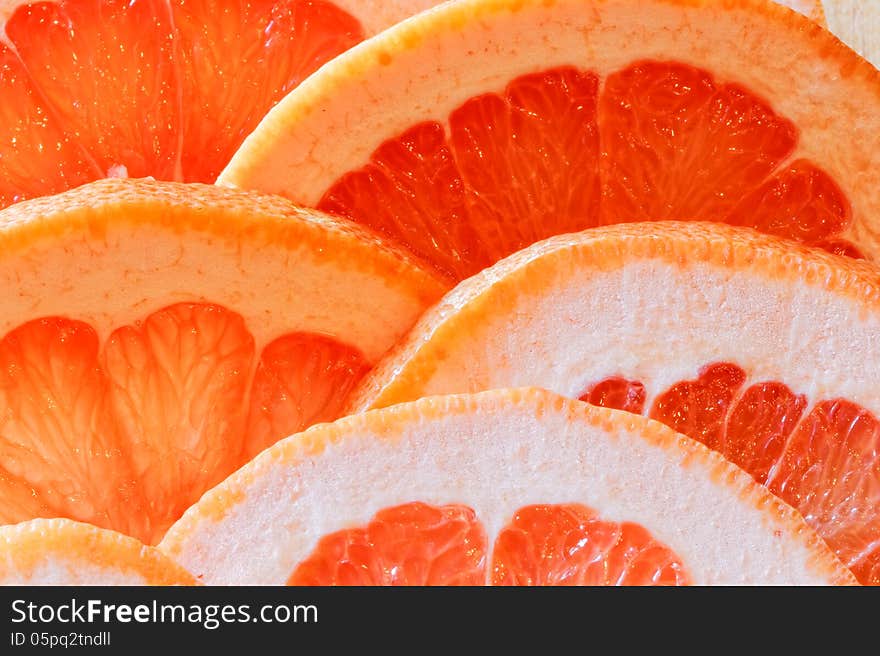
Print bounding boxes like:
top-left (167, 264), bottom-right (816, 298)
top-left (0, 178), bottom-right (446, 546)
top-left (159, 388), bottom-right (856, 585)
top-left (0, 518), bottom-right (195, 585)
top-left (221, 0), bottom-right (880, 279)
top-left (349, 221), bottom-right (880, 585)
top-left (0, 0), bottom-right (441, 208)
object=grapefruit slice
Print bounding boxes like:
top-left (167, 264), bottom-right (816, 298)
top-left (221, 0), bottom-right (880, 279)
top-left (159, 388), bottom-right (856, 585)
top-left (0, 178), bottom-right (446, 546)
top-left (0, 0), bottom-right (439, 208)
top-left (349, 222), bottom-right (880, 585)
top-left (0, 518), bottom-right (194, 585)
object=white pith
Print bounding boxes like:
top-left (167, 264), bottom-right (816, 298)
top-left (0, 221), bottom-right (434, 362)
top-left (355, 231), bottom-right (880, 416)
top-left (220, 0), bottom-right (880, 257)
top-left (160, 390), bottom-right (848, 585)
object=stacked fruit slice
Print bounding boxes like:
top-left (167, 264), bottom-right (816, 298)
top-left (214, 0), bottom-right (880, 585)
top-left (1, 0), bottom-right (879, 586)
top-left (160, 389), bottom-right (856, 585)
top-left (0, 179), bottom-right (445, 546)
top-left (0, 0), bottom-right (442, 207)
top-left (223, 0), bottom-right (880, 275)
top-left (347, 222), bottom-right (880, 585)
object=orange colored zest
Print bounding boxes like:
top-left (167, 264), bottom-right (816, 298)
top-left (320, 62), bottom-right (857, 280)
top-left (288, 502), bottom-right (690, 586)
top-left (0, 0), bottom-right (364, 207)
top-left (580, 362), bottom-right (880, 585)
top-left (0, 303), bottom-right (368, 545)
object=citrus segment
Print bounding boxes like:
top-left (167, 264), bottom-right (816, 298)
top-left (0, 179), bottom-right (446, 544)
top-left (716, 381), bottom-right (808, 483)
top-left (606, 367), bottom-right (880, 584)
top-left (628, 363), bottom-right (880, 582)
top-left (161, 389), bottom-right (855, 585)
top-left (104, 303), bottom-right (254, 541)
top-left (317, 66), bottom-right (599, 280)
top-left (349, 222), bottom-right (880, 584)
top-left (491, 504), bottom-right (690, 586)
top-left (447, 67), bottom-right (601, 278)
top-left (597, 61), bottom-right (795, 222)
top-left (650, 363), bottom-right (748, 448)
top-left (288, 502), bottom-right (487, 585)
top-left (319, 122), bottom-right (486, 280)
top-left (0, 303), bottom-right (374, 545)
top-left (580, 378), bottom-right (646, 415)
top-left (0, 318), bottom-right (143, 539)
top-left (724, 160), bottom-right (854, 251)
top-left (0, 518), bottom-right (195, 585)
top-left (6, 0), bottom-right (181, 182)
top-left (223, 0), bottom-right (880, 267)
top-left (0, 0), bottom-right (438, 207)
top-left (0, 43), bottom-right (97, 204)
top-left (171, 0), bottom-right (363, 183)
top-left (768, 400), bottom-right (880, 583)
top-left (631, 364), bottom-right (880, 584)
top-left (289, 501), bottom-right (692, 586)
top-left (320, 61), bottom-right (856, 279)
top-left (245, 333), bottom-right (370, 460)
top-left (639, 364), bottom-right (810, 486)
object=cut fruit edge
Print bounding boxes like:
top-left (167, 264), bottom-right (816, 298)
top-left (0, 0), bottom-right (448, 206)
top-left (0, 178), bottom-right (448, 352)
top-left (159, 388), bottom-right (857, 586)
top-left (351, 221), bottom-right (880, 414)
top-left (219, 0), bottom-right (880, 260)
top-left (0, 518), bottom-right (196, 585)
top-left (344, 221), bottom-right (880, 584)
top-left (0, 178), bottom-right (448, 545)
